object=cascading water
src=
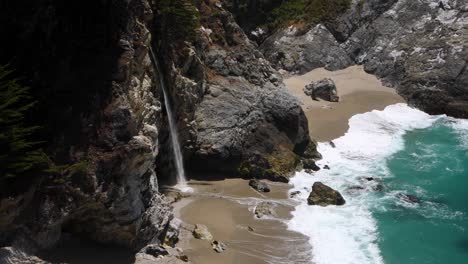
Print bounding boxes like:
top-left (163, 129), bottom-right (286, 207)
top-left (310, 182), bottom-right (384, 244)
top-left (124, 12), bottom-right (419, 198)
top-left (149, 47), bottom-right (190, 191)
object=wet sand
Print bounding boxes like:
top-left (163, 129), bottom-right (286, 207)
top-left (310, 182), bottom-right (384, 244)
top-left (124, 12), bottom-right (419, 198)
top-left (173, 179), bottom-right (311, 264)
top-left (173, 66), bottom-right (405, 263)
top-left (284, 65), bottom-right (404, 141)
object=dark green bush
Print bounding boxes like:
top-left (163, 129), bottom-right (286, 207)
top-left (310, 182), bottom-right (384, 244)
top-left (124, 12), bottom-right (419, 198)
top-left (269, 0), bottom-right (352, 30)
top-left (0, 65), bottom-right (49, 180)
top-left (157, 0), bottom-right (200, 42)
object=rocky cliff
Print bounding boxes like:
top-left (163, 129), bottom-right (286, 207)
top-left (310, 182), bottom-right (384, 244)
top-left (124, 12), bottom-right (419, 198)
top-left (260, 0), bottom-right (468, 117)
top-left (0, 0), bottom-right (174, 260)
top-left (0, 0), bottom-right (316, 262)
top-left (156, 0), bottom-right (316, 182)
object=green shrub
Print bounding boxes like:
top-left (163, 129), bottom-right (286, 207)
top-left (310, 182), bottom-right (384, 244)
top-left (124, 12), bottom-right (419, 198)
top-left (157, 0), bottom-right (200, 42)
top-left (0, 65), bottom-right (49, 180)
top-left (269, 0), bottom-right (352, 30)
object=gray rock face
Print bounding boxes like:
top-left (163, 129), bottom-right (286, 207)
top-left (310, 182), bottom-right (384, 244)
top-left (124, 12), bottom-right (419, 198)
top-left (259, 0), bottom-right (468, 117)
top-left (307, 182), bottom-right (346, 206)
top-left (304, 78), bottom-right (339, 102)
top-left (248, 179), bottom-right (271, 192)
top-left (157, 1), bottom-right (317, 180)
top-left (261, 25), bottom-right (353, 74)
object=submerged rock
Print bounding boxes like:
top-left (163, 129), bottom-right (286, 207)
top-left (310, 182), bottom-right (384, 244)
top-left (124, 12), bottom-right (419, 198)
top-left (192, 224), bottom-right (213, 240)
top-left (254, 202), bottom-right (275, 218)
top-left (290, 191), bottom-right (301, 198)
top-left (304, 78), bottom-right (339, 102)
top-left (303, 159), bottom-right (321, 171)
top-left (308, 182), bottom-right (346, 206)
top-left (397, 193), bottom-right (420, 204)
top-left (248, 179), bottom-right (271, 193)
top-left (323, 165), bottom-right (330, 170)
top-left (211, 240), bottom-right (227, 253)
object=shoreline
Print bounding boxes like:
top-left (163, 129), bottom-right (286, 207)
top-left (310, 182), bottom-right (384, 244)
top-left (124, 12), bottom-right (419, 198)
top-left (173, 65), bottom-right (405, 263)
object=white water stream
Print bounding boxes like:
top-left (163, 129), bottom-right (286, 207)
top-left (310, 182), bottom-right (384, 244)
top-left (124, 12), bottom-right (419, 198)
top-left (149, 47), bottom-right (190, 191)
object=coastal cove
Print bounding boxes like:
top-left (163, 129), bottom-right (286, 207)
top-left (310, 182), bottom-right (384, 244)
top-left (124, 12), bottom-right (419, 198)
top-left (1, 1), bottom-right (467, 263)
top-left (173, 66), bottom-right (411, 263)
top-left (174, 65), bottom-right (468, 263)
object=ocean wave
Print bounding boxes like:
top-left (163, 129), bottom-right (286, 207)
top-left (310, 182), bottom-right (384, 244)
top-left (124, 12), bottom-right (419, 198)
top-left (287, 103), bottom-right (441, 264)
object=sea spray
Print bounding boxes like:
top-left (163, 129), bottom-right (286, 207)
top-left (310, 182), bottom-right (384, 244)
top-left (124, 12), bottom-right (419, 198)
top-left (149, 47), bottom-right (190, 191)
top-left (287, 104), bottom-right (441, 264)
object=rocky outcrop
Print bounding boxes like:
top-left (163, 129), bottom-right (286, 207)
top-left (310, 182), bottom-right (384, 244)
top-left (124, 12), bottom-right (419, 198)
top-left (307, 182), bottom-right (346, 206)
top-left (248, 179), bottom-right (271, 192)
top-left (0, 247), bottom-right (50, 264)
top-left (259, 0), bottom-right (468, 118)
top-left (156, 0), bottom-right (317, 182)
top-left (261, 25), bottom-right (353, 73)
top-left (304, 78), bottom-right (339, 102)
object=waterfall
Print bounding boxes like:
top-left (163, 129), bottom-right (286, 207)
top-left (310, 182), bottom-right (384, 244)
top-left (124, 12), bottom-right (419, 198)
top-left (149, 47), bottom-right (189, 190)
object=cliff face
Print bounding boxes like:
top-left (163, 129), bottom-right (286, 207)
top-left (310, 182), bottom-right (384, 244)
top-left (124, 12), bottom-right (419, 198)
top-left (156, 0), bottom-right (315, 182)
top-left (0, 0), bottom-right (317, 260)
top-left (0, 0), bottom-right (172, 257)
top-left (260, 0), bottom-right (468, 117)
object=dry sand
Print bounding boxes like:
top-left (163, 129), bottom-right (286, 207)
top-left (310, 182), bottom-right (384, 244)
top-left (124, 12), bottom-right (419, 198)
top-left (173, 66), bottom-right (405, 263)
top-left (284, 65), bottom-right (404, 141)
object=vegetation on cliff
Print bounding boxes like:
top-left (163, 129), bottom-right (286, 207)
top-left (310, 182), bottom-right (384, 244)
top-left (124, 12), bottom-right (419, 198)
top-left (156, 0), bottom-right (200, 41)
top-left (224, 0), bottom-right (352, 34)
top-left (0, 66), bottom-right (49, 183)
top-left (269, 0), bottom-right (352, 29)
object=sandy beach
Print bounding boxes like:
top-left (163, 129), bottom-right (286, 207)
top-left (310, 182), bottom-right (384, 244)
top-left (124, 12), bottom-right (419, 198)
top-left (173, 66), bottom-right (404, 263)
top-left (284, 65), bottom-right (404, 141)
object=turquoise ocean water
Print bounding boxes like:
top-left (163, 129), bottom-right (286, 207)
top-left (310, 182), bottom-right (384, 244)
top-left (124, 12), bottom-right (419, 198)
top-left (375, 119), bottom-right (468, 264)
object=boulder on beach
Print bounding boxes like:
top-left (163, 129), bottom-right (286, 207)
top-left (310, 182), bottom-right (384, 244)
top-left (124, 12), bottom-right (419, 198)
top-left (308, 182), bottom-right (346, 206)
top-left (193, 224), bottom-right (213, 240)
top-left (254, 201), bottom-right (275, 218)
top-left (249, 179), bottom-right (271, 192)
top-left (211, 240), bottom-right (227, 253)
top-left (304, 78), bottom-right (339, 102)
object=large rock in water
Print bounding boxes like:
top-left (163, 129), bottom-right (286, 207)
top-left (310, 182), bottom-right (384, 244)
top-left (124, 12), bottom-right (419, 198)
top-left (308, 182), bottom-right (346, 206)
top-left (304, 78), bottom-right (339, 102)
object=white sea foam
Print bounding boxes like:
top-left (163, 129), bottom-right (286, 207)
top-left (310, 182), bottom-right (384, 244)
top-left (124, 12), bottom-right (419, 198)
top-left (449, 117), bottom-right (468, 148)
top-left (287, 103), bottom-right (441, 264)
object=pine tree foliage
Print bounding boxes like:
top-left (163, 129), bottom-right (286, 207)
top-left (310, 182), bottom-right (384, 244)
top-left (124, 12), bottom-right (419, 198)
top-left (157, 0), bottom-right (200, 41)
top-left (0, 65), bottom-right (49, 180)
